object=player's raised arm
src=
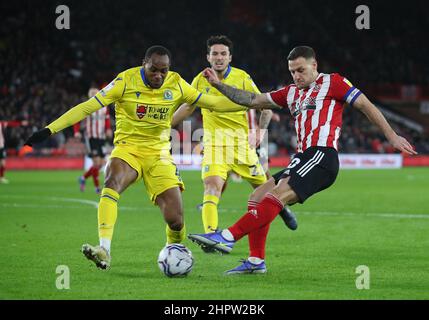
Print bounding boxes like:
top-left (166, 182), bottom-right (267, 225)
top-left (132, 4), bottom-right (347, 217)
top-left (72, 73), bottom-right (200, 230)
top-left (352, 93), bottom-right (417, 155)
top-left (25, 77), bottom-right (125, 146)
top-left (179, 76), bottom-right (247, 112)
top-left (171, 103), bottom-right (197, 127)
top-left (202, 68), bottom-right (280, 110)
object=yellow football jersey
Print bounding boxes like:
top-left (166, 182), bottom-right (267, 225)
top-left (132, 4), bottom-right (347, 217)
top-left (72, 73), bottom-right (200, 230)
top-left (93, 67), bottom-right (203, 154)
top-left (46, 67), bottom-right (247, 155)
top-left (192, 65), bottom-right (261, 147)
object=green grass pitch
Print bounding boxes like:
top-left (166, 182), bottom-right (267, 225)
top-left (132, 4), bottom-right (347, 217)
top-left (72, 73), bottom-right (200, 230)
top-left (0, 168), bottom-right (428, 299)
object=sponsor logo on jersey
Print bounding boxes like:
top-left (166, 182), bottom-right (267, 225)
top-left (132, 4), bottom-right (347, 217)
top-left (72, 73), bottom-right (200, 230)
top-left (136, 105), bottom-right (147, 119)
top-left (164, 89), bottom-right (173, 100)
top-left (136, 92), bottom-right (141, 98)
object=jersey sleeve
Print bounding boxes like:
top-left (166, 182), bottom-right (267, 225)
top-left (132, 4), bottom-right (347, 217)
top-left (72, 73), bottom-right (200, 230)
top-left (178, 76), bottom-right (203, 105)
top-left (190, 74), bottom-right (201, 89)
top-left (330, 73), bottom-right (362, 106)
top-left (243, 74), bottom-right (261, 94)
top-left (266, 86), bottom-right (290, 108)
top-left (46, 98), bottom-right (103, 134)
top-left (94, 73), bottom-right (126, 106)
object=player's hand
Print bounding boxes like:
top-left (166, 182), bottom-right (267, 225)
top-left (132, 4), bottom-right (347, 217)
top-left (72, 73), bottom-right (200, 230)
top-left (25, 128), bottom-right (52, 146)
top-left (388, 134), bottom-right (418, 155)
top-left (202, 68), bottom-right (220, 85)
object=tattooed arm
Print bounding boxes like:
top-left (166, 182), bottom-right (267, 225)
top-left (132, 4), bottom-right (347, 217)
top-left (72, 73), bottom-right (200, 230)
top-left (202, 68), bottom-right (280, 110)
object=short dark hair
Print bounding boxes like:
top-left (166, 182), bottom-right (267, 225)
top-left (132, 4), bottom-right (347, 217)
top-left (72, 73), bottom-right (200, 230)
top-left (144, 45), bottom-right (172, 61)
top-left (207, 35), bottom-right (233, 55)
top-left (287, 46), bottom-right (316, 60)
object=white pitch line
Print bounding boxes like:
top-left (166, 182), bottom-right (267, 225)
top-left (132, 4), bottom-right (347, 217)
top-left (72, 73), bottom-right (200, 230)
top-left (0, 195), bottom-right (427, 219)
top-left (47, 197), bottom-right (98, 208)
top-left (1, 203), bottom-right (92, 210)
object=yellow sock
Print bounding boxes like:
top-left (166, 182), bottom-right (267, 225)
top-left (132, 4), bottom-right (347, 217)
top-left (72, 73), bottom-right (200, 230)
top-left (202, 194), bottom-right (219, 233)
top-left (98, 188), bottom-right (119, 242)
top-left (166, 224), bottom-right (186, 244)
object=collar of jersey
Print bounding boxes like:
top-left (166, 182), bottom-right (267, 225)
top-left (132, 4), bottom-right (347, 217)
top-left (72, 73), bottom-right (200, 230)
top-left (222, 65), bottom-right (232, 80)
top-left (301, 73), bottom-right (324, 91)
top-left (309, 73), bottom-right (323, 88)
top-left (140, 68), bottom-right (150, 87)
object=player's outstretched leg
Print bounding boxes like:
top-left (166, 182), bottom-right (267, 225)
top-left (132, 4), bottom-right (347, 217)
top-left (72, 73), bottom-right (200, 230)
top-left (156, 186), bottom-right (186, 245)
top-left (81, 244), bottom-right (111, 270)
top-left (188, 229), bottom-right (235, 254)
top-left (278, 206), bottom-right (298, 230)
top-left (81, 157), bottom-right (137, 270)
top-left (225, 258), bottom-right (267, 275)
top-left (249, 177), bottom-right (298, 231)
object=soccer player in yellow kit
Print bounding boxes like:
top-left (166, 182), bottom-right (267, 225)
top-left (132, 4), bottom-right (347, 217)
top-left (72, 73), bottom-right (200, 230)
top-left (25, 46), bottom-right (247, 270)
top-left (172, 36), bottom-right (297, 249)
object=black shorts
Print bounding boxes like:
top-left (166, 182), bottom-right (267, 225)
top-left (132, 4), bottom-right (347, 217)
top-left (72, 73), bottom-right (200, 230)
top-left (0, 148), bottom-right (6, 160)
top-left (272, 146), bottom-right (339, 203)
top-left (86, 138), bottom-right (105, 158)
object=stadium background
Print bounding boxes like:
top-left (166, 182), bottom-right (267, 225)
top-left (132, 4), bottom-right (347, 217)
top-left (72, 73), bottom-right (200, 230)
top-left (1, 0), bottom-right (429, 302)
top-left (1, 0), bottom-right (428, 164)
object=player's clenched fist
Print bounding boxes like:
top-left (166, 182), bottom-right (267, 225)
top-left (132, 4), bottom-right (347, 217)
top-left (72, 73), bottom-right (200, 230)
top-left (202, 68), bottom-right (221, 85)
top-left (25, 128), bottom-right (52, 146)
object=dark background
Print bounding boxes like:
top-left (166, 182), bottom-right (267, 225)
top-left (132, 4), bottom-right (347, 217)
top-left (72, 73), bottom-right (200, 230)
top-left (1, 0), bottom-right (428, 154)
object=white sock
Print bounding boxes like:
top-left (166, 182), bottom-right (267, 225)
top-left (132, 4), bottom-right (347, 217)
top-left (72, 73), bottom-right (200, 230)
top-left (248, 256), bottom-right (264, 264)
top-left (100, 238), bottom-right (111, 253)
top-left (221, 229), bottom-right (234, 241)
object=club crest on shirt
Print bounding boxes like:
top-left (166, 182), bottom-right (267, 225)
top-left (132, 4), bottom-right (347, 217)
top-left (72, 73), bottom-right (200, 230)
top-left (136, 91), bottom-right (141, 98)
top-left (136, 105), bottom-right (147, 119)
top-left (164, 90), bottom-right (173, 100)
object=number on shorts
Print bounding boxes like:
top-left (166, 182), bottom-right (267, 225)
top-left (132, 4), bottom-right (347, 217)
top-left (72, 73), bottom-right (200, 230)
top-left (287, 158), bottom-right (301, 169)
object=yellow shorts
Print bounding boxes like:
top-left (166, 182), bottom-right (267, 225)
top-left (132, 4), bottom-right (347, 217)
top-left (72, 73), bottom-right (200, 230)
top-left (201, 145), bottom-right (267, 185)
top-left (110, 145), bottom-right (184, 204)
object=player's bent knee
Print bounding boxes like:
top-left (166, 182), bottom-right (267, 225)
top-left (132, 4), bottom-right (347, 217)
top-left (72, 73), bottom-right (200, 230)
top-left (104, 176), bottom-right (121, 192)
top-left (166, 216), bottom-right (183, 231)
top-left (204, 178), bottom-right (224, 195)
top-left (271, 180), bottom-right (298, 205)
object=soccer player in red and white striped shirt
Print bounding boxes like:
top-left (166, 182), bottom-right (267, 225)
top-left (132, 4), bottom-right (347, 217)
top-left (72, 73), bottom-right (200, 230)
top-left (189, 46), bottom-right (417, 274)
top-left (0, 120), bottom-right (28, 184)
top-left (74, 88), bottom-right (112, 194)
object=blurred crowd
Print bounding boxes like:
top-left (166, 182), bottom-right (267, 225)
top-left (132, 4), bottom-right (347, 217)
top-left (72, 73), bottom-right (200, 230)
top-left (1, 0), bottom-right (428, 155)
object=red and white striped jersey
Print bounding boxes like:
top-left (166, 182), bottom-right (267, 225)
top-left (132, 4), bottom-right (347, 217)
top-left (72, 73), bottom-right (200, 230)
top-left (0, 121), bottom-right (23, 148)
top-left (247, 109), bottom-right (257, 130)
top-left (74, 108), bottom-right (111, 139)
top-left (267, 73), bottom-right (362, 152)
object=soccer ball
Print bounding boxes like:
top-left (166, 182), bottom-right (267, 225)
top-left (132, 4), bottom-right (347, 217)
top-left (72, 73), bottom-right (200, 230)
top-left (157, 244), bottom-right (194, 277)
